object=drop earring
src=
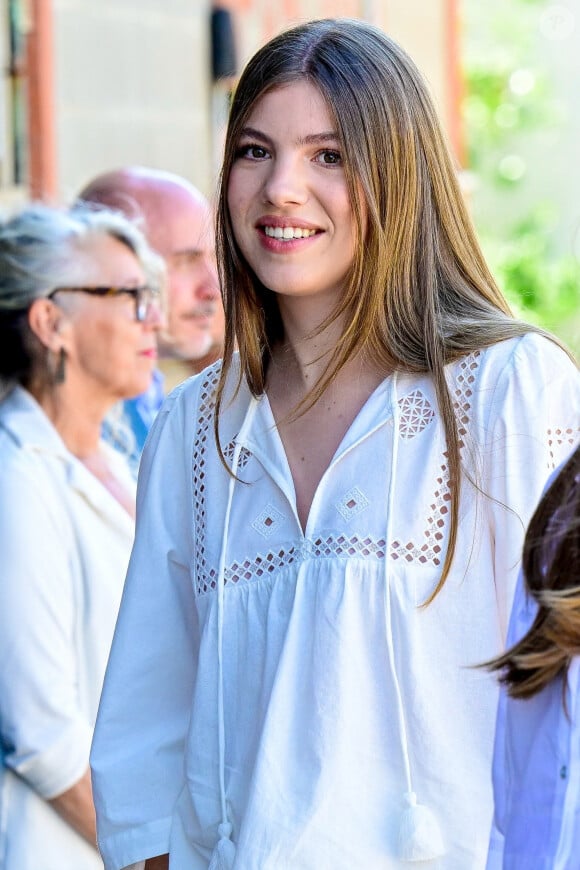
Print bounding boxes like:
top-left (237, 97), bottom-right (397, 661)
top-left (55, 348), bottom-right (66, 384)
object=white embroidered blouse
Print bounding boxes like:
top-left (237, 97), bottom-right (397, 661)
top-left (91, 334), bottom-right (580, 870)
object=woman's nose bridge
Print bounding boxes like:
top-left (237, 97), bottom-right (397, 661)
top-left (145, 297), bottom-right (166, 330)
top-left (263, 150), bottom-right (307, 203)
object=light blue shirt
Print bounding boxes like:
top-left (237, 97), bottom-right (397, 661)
top-left (488, 559), bottom-right (580, 868)
top-left (102, 368), bottom-right (165, 474)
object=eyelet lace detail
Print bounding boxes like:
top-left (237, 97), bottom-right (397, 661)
top-left (398, 390), bottom-right (435, 439)
top-left (192, 352), bottom-right (506, 594)
top-left (391, 353), bottom-right (481, 566)
top-left (222, 535), bottom-right (388, 590)
top-left (195, 534), bottom-right (391, 595)
top-left (251, 504), bottom-right (286, 539)
top-left (336, 487), bottom-right (370, 521)
top-left (547, 427), bottom-right (576, 469)
top-left (224, 439), bottom-right (252, 469)
top-left (192, 363), bottom-right (222, 585)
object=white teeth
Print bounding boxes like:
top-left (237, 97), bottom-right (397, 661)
top-left (263, 226), bottom-right (316, 240)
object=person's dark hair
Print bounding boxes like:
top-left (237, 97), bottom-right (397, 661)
top-left (0, 202), bottom-right (161, 395)
top-left (214, 17), bottom-right (563, 601)
top-left (488, 446), bottom-right (580, 700)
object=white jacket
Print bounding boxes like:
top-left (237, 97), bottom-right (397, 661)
top-left (0, 387), bottom-right (135, 870)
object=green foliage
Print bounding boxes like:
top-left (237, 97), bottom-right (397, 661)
top-left (480, 210), bottom-right (580, 349)
top-left (463, 0), bottom-right (579, 354)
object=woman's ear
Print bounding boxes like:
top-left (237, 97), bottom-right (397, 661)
top-left (27, 297), bottom-right (70, 353)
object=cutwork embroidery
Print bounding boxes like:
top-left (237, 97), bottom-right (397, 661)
top-left (195, 535), bottom-right (391, 595)
top-left (398, 390), bottom-right (435, 439)
top-left (453, 351), bottom-right (480, 445)
top-left (222, 536), bottom-right (387, 590)
top-left (391, 352), bottom-right (481, 566)
top-left (193, 354), bottom-right (484, 595)
top-left (251, 504), bottom-right (285, 539)
top-left (224, 438), bottom-right (252, 469)
top-left (336, 487), bottom-right (370, 521)
top-left (192, 363), bottom-right (221, 584)
top-left (547, 427), bottom-right (576, 469)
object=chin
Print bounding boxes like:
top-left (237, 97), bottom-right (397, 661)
top-left (159, 333), bottom-right (213, 362)
top-left (179, 338), bottom-right (215, 362)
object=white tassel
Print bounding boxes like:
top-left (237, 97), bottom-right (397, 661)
top-left (208, 821), bottom-right (236, 870)
top-left (397, 791), bottom-right (445, 862)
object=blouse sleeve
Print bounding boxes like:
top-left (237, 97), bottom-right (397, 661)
top-left (91, 384), bottom-right (200, 870)
top-left (0, 456), bottom-right (92, 799)
top-left (483, 333), bottom-right (579, 641)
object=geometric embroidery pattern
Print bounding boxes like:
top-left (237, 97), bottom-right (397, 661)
top-left (196, 534), bottom-right (391, 594)
top-left (547, 427), bottom-right (577, 469)
top-left (193, 353), bottom-right (485, 595)
top-left (224, 438), bottom-right (252, 470)
top-left (223, 534), bottom-right (388, 586)
top-left (391, 459), bottom-right (449, 566)
top-left (452, 351), bottom-right (480, 446)
top-left (251, 504), bottom-right (285, 539)
top-left (391, 351), bottom-right (481, 567)
top-left (398, 389), bottom-right (435, 439)
top-left (192, 362), bottom-right (222, 590)
top-left (336, 486), bottom-right (370, 521)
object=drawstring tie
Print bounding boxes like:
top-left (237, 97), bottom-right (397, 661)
top-left (397, 792), bottom-right (444, 862)
top-left (385, 374), bottom-right (445, 863)
top-left (208, 822), bottom-right (236, 870)
top-left (209, 396), bottom-right (259, 870)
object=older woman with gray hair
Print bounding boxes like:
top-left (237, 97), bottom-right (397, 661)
top-left (0, 203), bottom-right (163, 869)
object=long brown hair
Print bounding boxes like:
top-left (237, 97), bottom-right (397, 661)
top-left (488, 446), bottom-right (580, 700)
top-left (214, 18), bottom-right (554, 601)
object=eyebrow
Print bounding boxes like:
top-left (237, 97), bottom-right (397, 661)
top-left (239, 127), bottom-right (340, 147)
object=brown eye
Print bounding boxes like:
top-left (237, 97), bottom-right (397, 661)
top-left (236, 144), bottom-right (269, 160)
top-left (314, 150), bottom-right (342, 166)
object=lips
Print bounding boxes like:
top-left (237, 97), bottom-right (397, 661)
top-left (256, 217), bottom-right (322, 248)
top-left (257, 214), bottom-right (321, 230)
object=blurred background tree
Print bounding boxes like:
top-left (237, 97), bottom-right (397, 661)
top-left (463, 0), bottom-right (580, 352)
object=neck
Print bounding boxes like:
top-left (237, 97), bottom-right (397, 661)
top-left (28, 378), bottom-right (112, 459)
top-left (269, 313), bottom-right (385, 408)
top-left (273, 295), bottom-right (349, 390)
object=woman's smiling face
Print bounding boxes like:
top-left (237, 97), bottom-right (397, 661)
top-left (227, 80), bottom-right (361, 314)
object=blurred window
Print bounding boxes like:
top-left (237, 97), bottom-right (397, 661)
top-left (1, 0), bottom-right (28, 192)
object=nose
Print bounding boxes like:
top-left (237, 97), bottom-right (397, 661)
top-left (195, 255), bottom-right (220, 301)
top-left (262, 154), bottom-right (308, 207)
top-left (143, 298), bottom-right (166, 331)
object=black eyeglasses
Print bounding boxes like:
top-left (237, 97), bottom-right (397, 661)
top-left (48, 285), bottom-right (160, 322)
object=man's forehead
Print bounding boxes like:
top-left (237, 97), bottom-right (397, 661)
top-left (146, 199), bottom-right (214, 255)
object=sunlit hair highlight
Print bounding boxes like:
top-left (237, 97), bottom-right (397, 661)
top-left (215, 17), bottom-right (560, 602)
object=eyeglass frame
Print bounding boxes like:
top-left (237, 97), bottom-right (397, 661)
top-left (47, 285), bottom-right (160, 323)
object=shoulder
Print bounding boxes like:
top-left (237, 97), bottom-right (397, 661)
top-left (159, 356), bottom-right (243, 420)
top-left (0, 419), bottom-right (61, 500)
top-left (479, 332), bottom-right (577, 382)
top-left (0, 438), bottom-right (70, 553)
top-left (451, 333), bottom-right (578, 416)
top-left (161, 355), bottom-right (251, 437)
top-left (138, 357), bottom-right (250, 484)
top-left (144, 360), bottom-right (224, 445)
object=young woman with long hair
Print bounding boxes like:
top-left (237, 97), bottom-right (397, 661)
top-left (90, 19), bottom-right (579, 870)
top-left (487, 445), bottom-right (580, 869)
